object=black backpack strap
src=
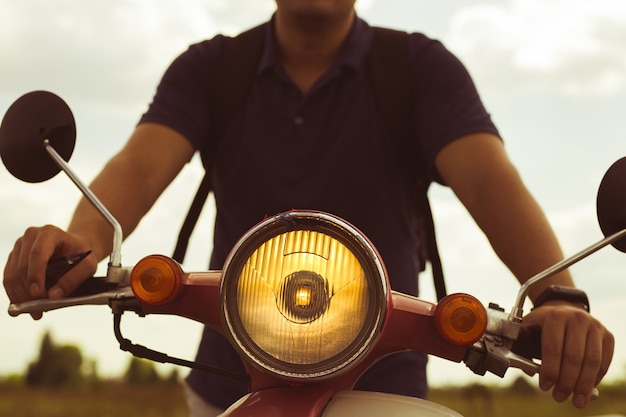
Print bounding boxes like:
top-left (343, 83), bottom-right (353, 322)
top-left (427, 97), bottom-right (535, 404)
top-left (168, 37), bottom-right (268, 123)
top-left (422, 197), bottom-right (447, 301)
top-left (172, 175), bottom-right (212, 263)
top-left (172, 24), bottom-right (267, 263)
top-left (368, 28), bottom-right (447, 300)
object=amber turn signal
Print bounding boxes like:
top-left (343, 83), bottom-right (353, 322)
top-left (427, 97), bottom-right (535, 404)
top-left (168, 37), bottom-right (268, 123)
top-left (130, 255), bottom-right (182, 306)
top-left (434, 293), bottom-right (487, 346)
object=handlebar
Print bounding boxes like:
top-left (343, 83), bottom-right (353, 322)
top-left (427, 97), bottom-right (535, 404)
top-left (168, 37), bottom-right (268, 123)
top-left (8, 277), bottom-right (135, 317)
top-left (7, 258), bottom-right (600, 400)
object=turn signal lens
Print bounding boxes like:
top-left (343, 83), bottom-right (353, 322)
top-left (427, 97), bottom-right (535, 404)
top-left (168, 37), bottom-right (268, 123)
top-left (130, 255), bottom-right (182, 306)
top-left (435, 293), bottom-right (487, 346)
top-left (221, 212), bottom-right (388, 380)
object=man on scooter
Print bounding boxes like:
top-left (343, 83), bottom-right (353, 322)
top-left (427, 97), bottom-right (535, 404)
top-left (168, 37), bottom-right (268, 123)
top-left (3, 0), bottom-right (614, 415)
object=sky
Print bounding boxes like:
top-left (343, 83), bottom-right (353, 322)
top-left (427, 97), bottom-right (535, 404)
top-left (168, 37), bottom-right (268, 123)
top-left (1, 0), bottom-right (626, 392)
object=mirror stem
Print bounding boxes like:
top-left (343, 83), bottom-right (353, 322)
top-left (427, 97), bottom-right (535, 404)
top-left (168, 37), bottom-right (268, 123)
top-left (511, 227), bottom-right (626, 322)
top-left (43, 139), bottom-right (123, 268)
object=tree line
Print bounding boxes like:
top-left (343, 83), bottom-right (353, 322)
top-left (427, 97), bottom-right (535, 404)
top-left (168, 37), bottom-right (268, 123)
top-left (12, 331), bottom-right (180, 388)
top-left (7, 331), bottom-right (626, 395)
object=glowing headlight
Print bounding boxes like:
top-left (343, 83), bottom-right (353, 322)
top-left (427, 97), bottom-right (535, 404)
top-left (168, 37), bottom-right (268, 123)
top-left (221, 211), bottom-right (388, 380)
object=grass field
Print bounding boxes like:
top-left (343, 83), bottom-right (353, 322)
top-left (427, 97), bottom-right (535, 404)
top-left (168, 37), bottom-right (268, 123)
top-left (0, 384), bottom-right (188, 417)
top-left (0, 382), bottom-right (624, 417)
top-left (429, 383), bottom-right (626, 417)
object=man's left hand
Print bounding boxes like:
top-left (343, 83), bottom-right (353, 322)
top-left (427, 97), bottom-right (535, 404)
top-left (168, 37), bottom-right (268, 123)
top-left (522, 303), bottom-right (614, 408)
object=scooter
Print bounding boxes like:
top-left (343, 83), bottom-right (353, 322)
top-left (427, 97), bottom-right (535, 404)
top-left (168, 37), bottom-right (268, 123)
top-left (1, 91), bottom-right (620, 416)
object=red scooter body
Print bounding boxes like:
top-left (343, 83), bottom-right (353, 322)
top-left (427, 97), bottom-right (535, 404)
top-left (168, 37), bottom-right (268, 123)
top-left (3, 91), bottom-right (619, 416)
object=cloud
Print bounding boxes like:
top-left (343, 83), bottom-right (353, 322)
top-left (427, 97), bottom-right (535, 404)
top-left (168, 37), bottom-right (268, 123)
top-left (0, 0), bottom-right (275, 110)
top-left (0, 0), bottom-right (280, 168)
top-left (446, 0), bottom-right (626, 97)
top-left (2, 5), bottom-right (147, 109)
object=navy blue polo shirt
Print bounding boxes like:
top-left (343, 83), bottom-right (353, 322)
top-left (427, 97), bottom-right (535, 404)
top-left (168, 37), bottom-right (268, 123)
top-left (140, 15), bottom-right (498, 408)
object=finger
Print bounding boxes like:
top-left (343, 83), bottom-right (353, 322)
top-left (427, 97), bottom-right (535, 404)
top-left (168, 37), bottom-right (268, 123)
top-left (571, 325), bottom-right (603, 408)
top-left (16, 226), bottom-right (50, 298)
top-left (26, 225), bottom-right (65, 297)
top-left (572, 322), bottom-right (614, 408)
top-left (4, 246), bottom-right (44, 320)
top-left (595, 330), bottom-right (615, 387)
top-left (4, 239), bottom-right (33, 303)
top-left (549, 310), bottom-right (591, 403)
top-left (534, 311), bottom-right (565, 393)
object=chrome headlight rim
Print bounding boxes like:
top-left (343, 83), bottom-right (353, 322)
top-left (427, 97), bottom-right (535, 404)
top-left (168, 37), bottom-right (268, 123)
top-left (220, 210), bottom-right (389, 380)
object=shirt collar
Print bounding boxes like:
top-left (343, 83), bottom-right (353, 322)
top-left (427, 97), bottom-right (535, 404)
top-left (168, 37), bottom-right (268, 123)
top-left (258, 14), bottom-right (373, 75)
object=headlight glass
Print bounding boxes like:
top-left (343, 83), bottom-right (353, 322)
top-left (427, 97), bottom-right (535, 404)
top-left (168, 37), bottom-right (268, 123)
top-left (221, 212), bottom-right (387, 380)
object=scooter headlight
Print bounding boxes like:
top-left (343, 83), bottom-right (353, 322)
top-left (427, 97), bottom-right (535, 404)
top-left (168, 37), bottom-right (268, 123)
top-left (221, 211), bottom-right (388, 380)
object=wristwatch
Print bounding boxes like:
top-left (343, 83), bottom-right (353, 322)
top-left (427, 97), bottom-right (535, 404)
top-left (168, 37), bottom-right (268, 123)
top-left (533, 285), bottom-right (590, 312)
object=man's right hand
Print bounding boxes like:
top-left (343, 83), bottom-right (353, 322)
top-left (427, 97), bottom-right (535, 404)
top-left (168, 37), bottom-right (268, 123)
top-left (3, 225), bottom-right (97, 319)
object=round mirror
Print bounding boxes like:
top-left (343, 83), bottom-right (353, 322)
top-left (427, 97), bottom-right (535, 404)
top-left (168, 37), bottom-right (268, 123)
top-left (0, 91), bottom-right (76, 183)
top-left (597, 157), bottom-right (626, 252)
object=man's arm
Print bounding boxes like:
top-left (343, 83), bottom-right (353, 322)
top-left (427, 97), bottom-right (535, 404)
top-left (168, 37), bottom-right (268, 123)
top-left (67, 123), bottom-right (195, 262)
top-left (435, 133), bottom-right (571, 295)
top-left (3, 123), bottom-right (195, 305)
top-left (435, 132), bottom-right (614, 408)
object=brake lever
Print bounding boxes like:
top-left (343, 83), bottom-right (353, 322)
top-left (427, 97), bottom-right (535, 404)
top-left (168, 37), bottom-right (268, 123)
top-left (505, 349), bottom-right (600, 400)
top-left (8, 286), bottom-right (135, 317)
top-left (497, 345), bottom-right (540, 375)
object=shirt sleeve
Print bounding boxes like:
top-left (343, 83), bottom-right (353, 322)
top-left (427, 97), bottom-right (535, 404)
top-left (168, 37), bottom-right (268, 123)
top-left (409, 34), bottom-right (500, 181)
top-left (138, 36), bottom-right (226, 150)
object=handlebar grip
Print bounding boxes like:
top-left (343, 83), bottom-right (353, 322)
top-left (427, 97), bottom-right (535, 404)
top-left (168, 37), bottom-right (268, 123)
top-left (43, 250), bottom-right (112, 297)
top-left (45, 251), bottom-right (97, 294)
top-left (45, 251), bottom-right (91, 281)
top-left (511, 327), bottom-right (542, 360)
top-left (68, 277), bottom-right (111, 297)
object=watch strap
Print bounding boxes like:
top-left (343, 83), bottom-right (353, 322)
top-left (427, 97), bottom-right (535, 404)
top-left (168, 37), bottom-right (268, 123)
top-left (533, 285), bottom-right (590, 312)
